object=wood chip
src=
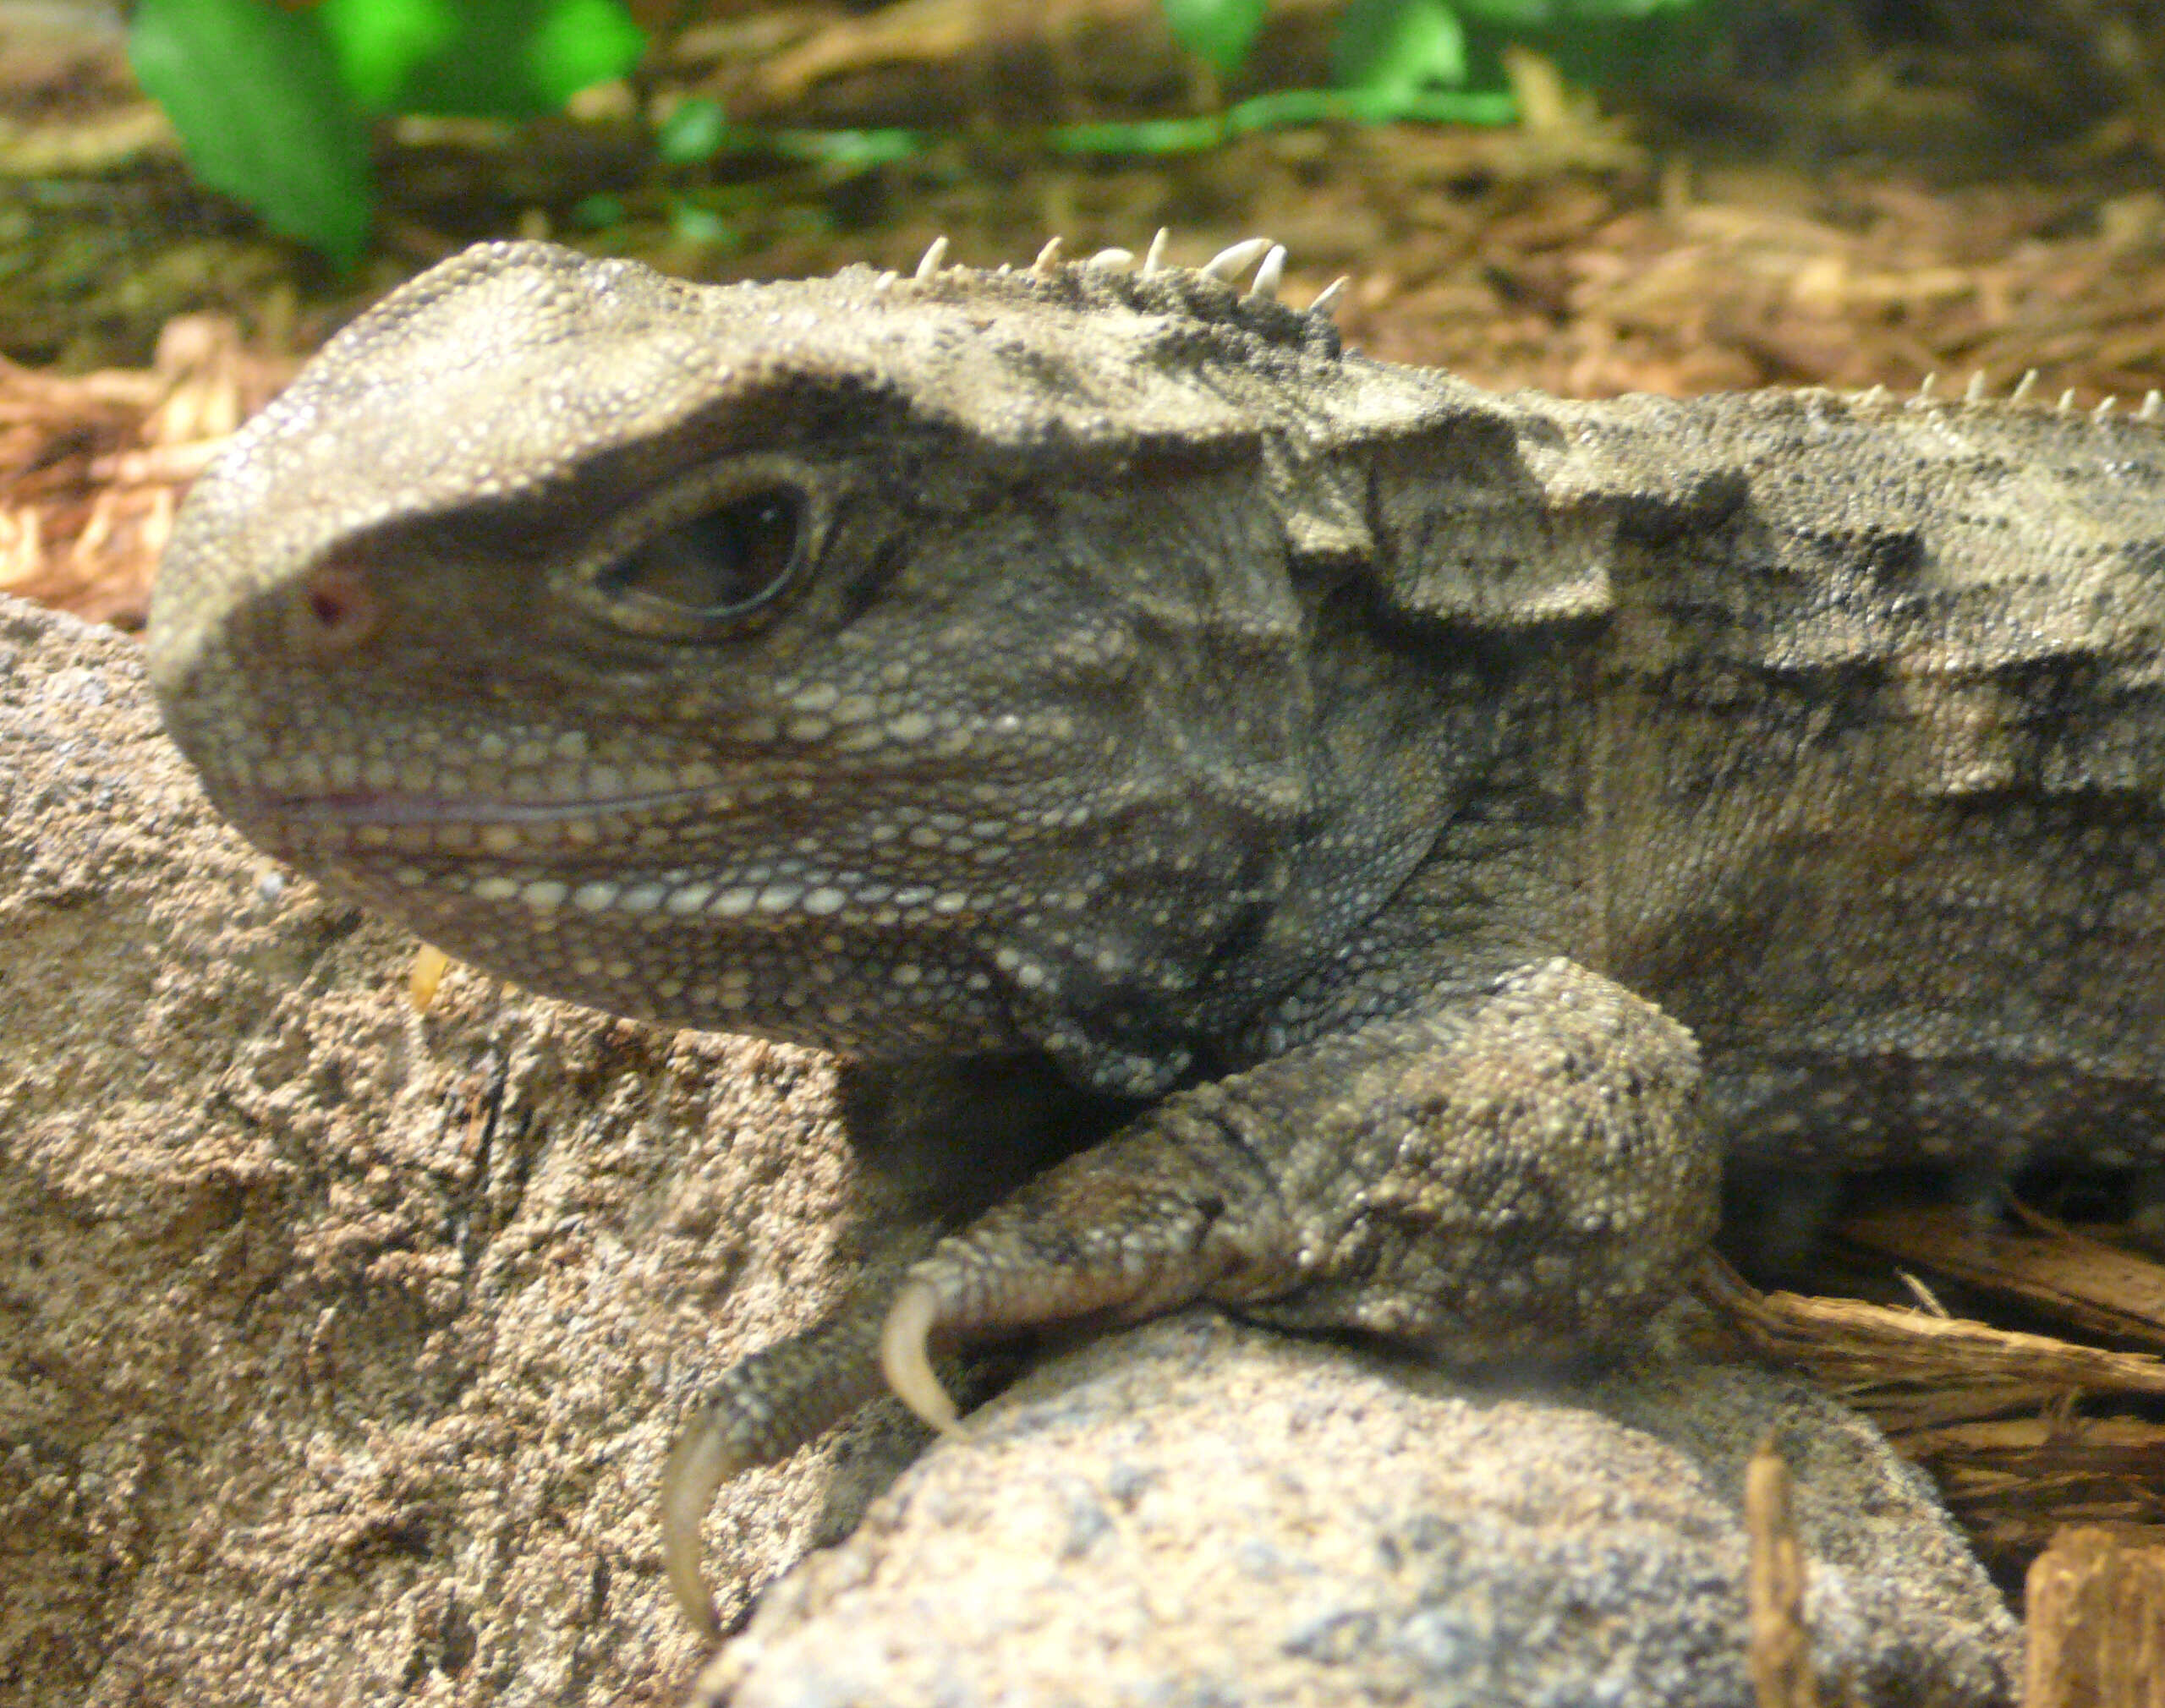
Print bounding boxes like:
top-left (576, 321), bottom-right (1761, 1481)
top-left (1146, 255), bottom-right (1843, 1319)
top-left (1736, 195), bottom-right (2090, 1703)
top-left (0, 317), bottom-right (291, 627)
top-left (1839, 1203), bottom-right (2165, 1350)
top-left (1746, 1437), bottom-right (1817, 1708)
top-left (1697, 1256), bottom-right (2165, 1565)
top-left (2025, 1525), bottom-right (2165, 1707)
top-left (1696, 1255), bottom-right (2165, 1405)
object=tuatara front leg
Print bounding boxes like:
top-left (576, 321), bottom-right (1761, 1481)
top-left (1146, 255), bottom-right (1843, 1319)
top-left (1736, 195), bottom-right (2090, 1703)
top-left (664, 958), bottom-right (1716, 1632)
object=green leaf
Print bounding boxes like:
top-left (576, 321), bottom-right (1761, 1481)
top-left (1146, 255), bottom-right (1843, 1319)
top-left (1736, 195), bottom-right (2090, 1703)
top-left (1333, 0), bottom-right (1468, 93)
top-left (334, 0), bottom-right (645, 118)
top-left (129, 0), bottom-right (372, 264)
top-left (1449, 0), bottom-right (1554, 24)
top-left (1456, 0), bottom-right (1702, 18)
top-left (1228, 84), bottom-right (1514, 127)
top-left (1160, 0), bottom-right (1267, 76)
top-left (523, 0), bottom-right (647, 105)
top-left (773, 128), bottom-right (925, 168)
top-left (668, 202), bottom-right (739, 248)
top-left (1047, 83), bottom-right (1519, 153)
top-left (1455, 0), bottom-right (1721, 91)
top-left (656, 97), bottom-right (732, 163)
top-left (1049, 113), bottom-right (1228, 153)
top-left (319, 0), bottom-right (457, 111)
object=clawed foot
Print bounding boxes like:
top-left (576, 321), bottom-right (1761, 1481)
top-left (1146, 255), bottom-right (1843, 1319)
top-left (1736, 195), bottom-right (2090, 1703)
top-left (663, 1106), bottom-right (1283, 1629)
top-left (662, 1303), bottom-right (893, 1637)
top-left (664, 959), bottom-right (1717, 1637)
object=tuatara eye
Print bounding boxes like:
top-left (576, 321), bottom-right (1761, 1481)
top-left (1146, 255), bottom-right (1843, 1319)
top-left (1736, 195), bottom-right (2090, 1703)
top-left (594, 486), bottom-right (805, 626)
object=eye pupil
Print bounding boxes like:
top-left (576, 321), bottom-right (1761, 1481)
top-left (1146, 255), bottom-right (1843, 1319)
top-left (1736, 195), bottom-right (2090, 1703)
top-left (599, 486), bottom-right (804, 621)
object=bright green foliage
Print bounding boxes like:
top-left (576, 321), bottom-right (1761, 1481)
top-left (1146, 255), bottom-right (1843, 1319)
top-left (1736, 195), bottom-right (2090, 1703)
top-left (129, 0), bottom-right (644, 263)
top-left (352, 0), bottom-right (645, 116)
top-left (524, 0), bottom-right (649, 105)
top-left (1329, 0), bottom-right (1713, 96)
top-left (1126, 0), bottom-right (1718, 151)
top-left (318, 0), bottom-right (454, 110)
top-left (135, 0), bottom-right (1715, 266)
top-left (1332, 0), bottom-right (1466, 96)
top-left (1161, 0), bottom-right (1268, 76)
top-left (1162, 0), bottom-right (1717, 109)
top-left (1466, 0), bottom-right (1719, 90)
top-left (129, 0), bottom-right (373, 265)
top-left (655, 104), bottom-right (926, 172)
top-left (1050, 85), bottom-right (1514, 152)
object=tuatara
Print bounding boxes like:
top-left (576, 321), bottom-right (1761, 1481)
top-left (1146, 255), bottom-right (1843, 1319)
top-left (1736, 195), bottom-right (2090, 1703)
top-left (145, 233), bottom-right (2165, 1632)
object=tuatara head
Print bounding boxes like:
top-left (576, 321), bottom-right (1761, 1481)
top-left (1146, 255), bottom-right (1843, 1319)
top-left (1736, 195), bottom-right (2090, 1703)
top-left (147, 237), bottom-right (1461, 1094)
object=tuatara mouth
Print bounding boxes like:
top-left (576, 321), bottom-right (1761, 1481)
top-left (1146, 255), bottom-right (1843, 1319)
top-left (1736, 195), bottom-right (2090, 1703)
top-left (238, 780), bottom-right (725, 828)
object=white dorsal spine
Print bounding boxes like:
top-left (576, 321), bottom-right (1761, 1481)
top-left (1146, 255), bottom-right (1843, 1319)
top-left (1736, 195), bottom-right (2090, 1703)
top-left (1200, 237), bottom-right (1273, 282)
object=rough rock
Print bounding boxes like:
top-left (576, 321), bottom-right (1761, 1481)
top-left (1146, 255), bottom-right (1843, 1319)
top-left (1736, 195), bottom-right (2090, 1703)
top-left (0, 594), bottom-right (869, 1705)
top-left (2, 592), bottom-right (2018, 1705)
top-left (705, 1311), bottom-right (2020, 1708)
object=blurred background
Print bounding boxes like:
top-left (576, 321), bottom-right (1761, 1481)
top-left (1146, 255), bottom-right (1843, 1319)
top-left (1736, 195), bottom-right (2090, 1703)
top-left (8, 0), bottom-right (2165, 622)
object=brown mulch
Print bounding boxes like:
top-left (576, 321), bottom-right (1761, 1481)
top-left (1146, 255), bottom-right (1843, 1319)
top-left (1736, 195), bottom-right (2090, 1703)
top-left (1705, 1221), bottom-right (2165, 1696)
top-left (14, 115), bottom-right (2165, 627)
top-left (0, 315), bottom-right (288, 627)
top-left (1702, 1245), bottom-right (2165, 1569)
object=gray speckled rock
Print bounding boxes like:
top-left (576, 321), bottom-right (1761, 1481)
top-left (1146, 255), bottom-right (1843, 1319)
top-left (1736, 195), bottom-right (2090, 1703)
top-left (702, 1310), bottom-right (2019, 1708)
top-left (2, 593), bottom-right (2017, 1707)
top-left (0, 594), bottom-right (864, 1704)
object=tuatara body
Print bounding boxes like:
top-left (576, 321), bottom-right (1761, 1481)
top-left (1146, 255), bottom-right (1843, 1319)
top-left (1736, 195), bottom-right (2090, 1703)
top-left (145, 236), bottom-right (2165, 1631)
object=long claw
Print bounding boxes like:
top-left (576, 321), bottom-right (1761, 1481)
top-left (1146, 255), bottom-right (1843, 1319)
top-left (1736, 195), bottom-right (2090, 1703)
top-left (661, 1408), bottom-right (738, 1640)
top-left (879, 1277), bottom-right (962, 1432)
top-left (655, 1301), bottom-right (894, 1637)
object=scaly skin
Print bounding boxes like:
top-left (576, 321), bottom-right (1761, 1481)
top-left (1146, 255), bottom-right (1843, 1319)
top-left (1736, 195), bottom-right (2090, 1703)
top-left (146, 235), bottom-right (2165, 1634)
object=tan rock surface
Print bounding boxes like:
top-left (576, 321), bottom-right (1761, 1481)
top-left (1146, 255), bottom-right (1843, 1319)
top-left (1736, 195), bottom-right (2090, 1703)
top-left (0, 594), bottom-right (863, 1705)
top-left (3, 592), bottom-right (2018, 1706)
